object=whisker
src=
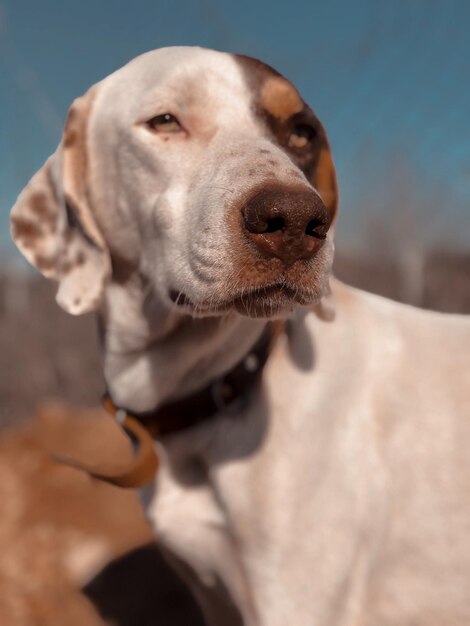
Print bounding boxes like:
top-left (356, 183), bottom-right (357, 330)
top-left (207, 185), bottom-right (236, 194)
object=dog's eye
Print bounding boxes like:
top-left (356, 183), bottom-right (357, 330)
top-left (288, 124), bottom-right (316, 149)
top-left (146, 113), bottom-right (182, 133)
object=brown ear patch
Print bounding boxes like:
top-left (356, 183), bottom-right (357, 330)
top-left (10, 158), bottom-right (65, 280)
top-left (62, 87), bottom-right (106, 251)
top-left (75, 251), bottom-right (86, 266)
top-left (29, 190), bottom-right (58, 226)
top-left (34, 254), bottom-right (56, 273)
top-left (260, 76), bottom-right (303, 121)
top-left (11, 191), bottom-right (58, 247)
top-left (313, 148), bottom-right (338, 219)
top-left (10, 215), bottom-right (43, 247)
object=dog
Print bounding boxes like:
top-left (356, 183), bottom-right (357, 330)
top-left (10, 47), bottom-right (470, 626)
top-left (0, 402), bottom-right (153, 626)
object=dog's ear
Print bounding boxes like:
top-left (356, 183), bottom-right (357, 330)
top-left (311, 143), bottom-right (339, 229)
top-left (10, 87), bottom-right (110, 315)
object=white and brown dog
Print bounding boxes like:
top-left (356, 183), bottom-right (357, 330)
top-left (11, 47), bottom-right (470, 626)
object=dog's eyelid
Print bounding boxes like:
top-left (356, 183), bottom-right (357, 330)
top-left (144, 112), bottom-right (184, 134)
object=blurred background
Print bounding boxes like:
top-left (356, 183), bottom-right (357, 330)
top-left (0, 1), bottom-right (469, 624)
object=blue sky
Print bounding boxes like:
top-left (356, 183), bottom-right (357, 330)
top-left (1, 0), bottom-right (469, 258)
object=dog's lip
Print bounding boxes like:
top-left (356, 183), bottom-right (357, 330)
top-left (238, 284), bottom-right (296, 299)
top-left (169, 283), bottom-right (302, 310)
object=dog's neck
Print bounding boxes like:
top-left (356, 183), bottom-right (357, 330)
top-left (100, 272), bottom-right (267, 414)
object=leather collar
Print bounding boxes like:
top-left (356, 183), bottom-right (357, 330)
top-left (105, 320), bottom-right (282, 437)
top-left (100, 321), bottom-right (283, 488)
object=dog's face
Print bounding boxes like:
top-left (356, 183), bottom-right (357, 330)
top-left (11, 47), bottom-right (338, 318)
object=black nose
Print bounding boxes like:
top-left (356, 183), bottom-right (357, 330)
top-left (242, 187), bottom-right (331, 265)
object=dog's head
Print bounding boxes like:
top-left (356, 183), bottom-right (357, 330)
top-left (11, 47), bottom-right (338, 318)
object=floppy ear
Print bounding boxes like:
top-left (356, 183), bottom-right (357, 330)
top-left (312, 143), bottom-right (339, 230)
top-left (10, 87), bottom-right (111, 315)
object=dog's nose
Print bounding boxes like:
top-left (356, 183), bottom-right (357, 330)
top-left (242, 187), bottom-right (331, 264)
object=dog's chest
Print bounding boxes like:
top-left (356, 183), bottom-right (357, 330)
top-left (142, 340), bottom-right (381, 624)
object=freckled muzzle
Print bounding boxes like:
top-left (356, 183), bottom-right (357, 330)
top-left (241, 186), bottom-right (332, 266)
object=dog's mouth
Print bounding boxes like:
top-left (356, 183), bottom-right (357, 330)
top-left (169, 282), bottom-right (317, 318)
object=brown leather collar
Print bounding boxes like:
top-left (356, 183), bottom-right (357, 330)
top-left (100, 321), bottom-right (284, 488)
top-left (105, 321), bottom-right (283, 437)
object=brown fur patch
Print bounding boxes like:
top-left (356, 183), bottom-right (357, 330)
top-left (313, 148), bottom-right (338, 219)
top-left (11, 216), bottom-right (43, 242)
top-left (35, 255), bottom-right (56, 272)
top-left (75, 251), bottom-right (86, 266)
top-left (260, 76), bottom-right (303, 121)
top-left (62, 86), bottom-right (106, 250)
top-left (60, 259), bottom-right (73, 274)
top-left (63, 127), bottom-right (77, 148)
top-left (29, 191), bottom-right (58, 229)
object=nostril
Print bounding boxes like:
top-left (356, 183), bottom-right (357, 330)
top-left (305, 218), bottom-right (328, 240)
top-left (243, 212), bottom-right (286, 235)
top-left (264, 217), bottom-right (285, 233)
